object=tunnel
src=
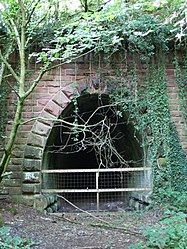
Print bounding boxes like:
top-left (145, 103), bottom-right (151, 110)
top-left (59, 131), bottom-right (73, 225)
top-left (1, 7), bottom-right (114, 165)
top-left (42, 94), bottom-right (149, 211)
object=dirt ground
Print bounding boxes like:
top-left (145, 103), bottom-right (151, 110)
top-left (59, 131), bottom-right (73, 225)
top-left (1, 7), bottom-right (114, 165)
top-left (0, 197), bottom-right (163, 249)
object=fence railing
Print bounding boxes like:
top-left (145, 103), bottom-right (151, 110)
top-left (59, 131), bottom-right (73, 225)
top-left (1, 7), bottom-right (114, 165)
top-left (41, 167), bottom-right (152, 211)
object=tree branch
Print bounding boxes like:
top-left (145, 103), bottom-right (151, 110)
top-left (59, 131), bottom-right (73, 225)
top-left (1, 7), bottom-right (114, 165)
top-left (6, 80), bottom-right (20, 97)
top-left (0, 50), bottom-right (20, 83)
top-left (0, 44), bottom-right (13, 86)
top-left (26, 0), bottom-right (41, 27)
top-left (57, 195), bottom-right (142, 237)
top-left (9, 19), bottom-right (21, 51)
top-left (44, 47), bottom-right (97, 72)
top-left (24, 62), bottom-right (50, 98)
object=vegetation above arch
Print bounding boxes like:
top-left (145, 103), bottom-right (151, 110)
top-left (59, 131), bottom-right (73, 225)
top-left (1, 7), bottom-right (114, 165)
top-left (22, 0), bottom-right (186, 63)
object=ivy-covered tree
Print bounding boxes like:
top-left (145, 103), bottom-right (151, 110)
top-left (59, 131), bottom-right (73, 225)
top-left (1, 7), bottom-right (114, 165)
top-left (0, 0), bottom-right (87, 181)
top-left (0, 0), bottom-right (122, 181)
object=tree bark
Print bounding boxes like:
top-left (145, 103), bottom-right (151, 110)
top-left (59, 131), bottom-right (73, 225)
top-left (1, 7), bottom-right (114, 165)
top-left (0, 97), bottom-right (24, 181)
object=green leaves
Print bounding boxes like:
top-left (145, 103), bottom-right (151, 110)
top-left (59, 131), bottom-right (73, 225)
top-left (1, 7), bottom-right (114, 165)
top-left (130, 211), bottom-right (187, 249)
top-left (0, 226), bottom-right (32, 249)
top-left (144, 211), bottom-right (187, 249)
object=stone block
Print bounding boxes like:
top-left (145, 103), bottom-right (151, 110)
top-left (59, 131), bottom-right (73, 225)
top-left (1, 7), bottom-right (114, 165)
top-left (7, 164), bottom-right (22, 172)
top-left (22, 172), bottom-right (40, 183)
top-left (44, 101), bottom-right (62, 117)
top-left (32, 121), bottom-right (51, 136)
top-left (10, 158), bottom-right (23, 165)
top-left (10, 172), bottom-right (22, 179)
top-left (34, 194), bottom-right (48, 211)
top-left (24, 145), bottom-right (43, 159)
top-left (23, 159), bottom-right (41, 171)
top-left (14, 195), bottom-right (35, 207)
top-left (22, 183), bottom-right (41, 194)
top-left (40, 111), bottom-right (56, 126)
top-left (27, 133), bottom-right (46, 148)
top-left (62, 84), bottom-right (74, 97)
top-left (3, 179), bottom-right (21, 187)
top-left (9, 187), bottom-right (22, 195)
top-left (15, 138), bottom-right (27, 145)
top-left (0, 185), bottom-right (9, 195)
top-left (11, 150), bottom-right (24, 158)
top-left (53, 91), bottom-right (70, 108)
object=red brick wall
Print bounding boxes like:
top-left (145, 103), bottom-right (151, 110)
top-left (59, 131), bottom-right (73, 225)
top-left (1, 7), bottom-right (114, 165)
top-left (1, 55), bottom-right (186, 205)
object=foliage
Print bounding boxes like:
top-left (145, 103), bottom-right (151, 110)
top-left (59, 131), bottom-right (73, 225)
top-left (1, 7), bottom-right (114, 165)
top-left (0, 216), bottom-right (4, 227)
top-left (1, 0), bottom-right (187, 62)
top-left (0, 226), bottom-right (32, 249)
top-left (110, 56), bottom-right (187, 202)
top-left (129, 211), bottom-right (187, 249)
top-left (36, 0), bottom-right (187, 63)
top-left (174, 53), bottom-right (187, 125)
top-left (0, 79), bottom-right (9, 141)
top-left (0, 0), bottom-right (92, 180)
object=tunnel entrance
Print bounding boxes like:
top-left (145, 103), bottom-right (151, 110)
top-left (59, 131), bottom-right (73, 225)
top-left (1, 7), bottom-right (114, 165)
top-left (42, 94), bottom-right (152, 212)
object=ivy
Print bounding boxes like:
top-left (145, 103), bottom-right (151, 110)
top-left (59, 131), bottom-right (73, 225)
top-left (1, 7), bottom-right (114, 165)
top-left (174, 53), bottom-right (187, 125)
top-left (109, 54), bottom-right (187, 206)
top-left (0, 226), bottom-right (32, 249)
top-left (0, 79), bottom-right (9, 144)
top-left (130, 211), bottom-right (187, 249)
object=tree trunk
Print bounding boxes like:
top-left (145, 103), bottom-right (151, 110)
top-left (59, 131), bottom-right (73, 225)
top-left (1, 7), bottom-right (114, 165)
top-left (0, 97), bottom-right (23, 181)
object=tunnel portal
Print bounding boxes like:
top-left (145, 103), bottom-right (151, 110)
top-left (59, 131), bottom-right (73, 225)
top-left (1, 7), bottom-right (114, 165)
top-left (42, 94), bottom-right (151, 211)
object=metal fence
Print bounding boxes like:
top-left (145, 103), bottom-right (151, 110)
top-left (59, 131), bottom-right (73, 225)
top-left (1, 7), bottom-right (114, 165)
top-left (42, 167), bottom-right (152, 211)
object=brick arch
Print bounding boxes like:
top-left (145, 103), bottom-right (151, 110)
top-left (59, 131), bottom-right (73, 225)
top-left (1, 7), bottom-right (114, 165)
top-left (21, 83), bottom-right (75, 204)
top-left (22, 75), bottom-right (106, 174)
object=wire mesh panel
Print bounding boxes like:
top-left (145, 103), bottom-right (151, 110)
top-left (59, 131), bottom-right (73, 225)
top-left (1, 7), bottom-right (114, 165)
top-left (42, 168), bottom-right (152, 211)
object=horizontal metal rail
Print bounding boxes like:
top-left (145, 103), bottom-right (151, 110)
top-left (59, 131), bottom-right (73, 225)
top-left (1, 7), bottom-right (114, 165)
top-left (41, 167), bottom-right (152, 210)
top-left (42, 187), bottom-right (152, 193)
top-left (41, 167), bottom-right (151, 173)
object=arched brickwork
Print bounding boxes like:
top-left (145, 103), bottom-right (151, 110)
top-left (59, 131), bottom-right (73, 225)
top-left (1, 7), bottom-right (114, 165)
top-left (21, 83), bottom-right (76, 206)
top-left (1, 56), bottom-right (186, 207)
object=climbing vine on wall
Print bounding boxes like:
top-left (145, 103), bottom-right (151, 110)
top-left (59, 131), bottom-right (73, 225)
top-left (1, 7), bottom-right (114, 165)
top-left (174, 53), bottom-right (187, 124)
top-left (0, 79), bottom-right (9, 148)
top-left (109, 53), bottom-right (187, 205)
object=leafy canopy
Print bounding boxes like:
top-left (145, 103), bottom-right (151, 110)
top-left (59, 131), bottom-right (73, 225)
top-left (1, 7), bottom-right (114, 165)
top-left (0, 0), bottom-right (187, 63)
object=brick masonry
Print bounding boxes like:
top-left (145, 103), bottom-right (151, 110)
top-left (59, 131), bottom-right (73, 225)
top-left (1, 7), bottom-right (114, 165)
top-left (1, 54), bottom-right (186, 207)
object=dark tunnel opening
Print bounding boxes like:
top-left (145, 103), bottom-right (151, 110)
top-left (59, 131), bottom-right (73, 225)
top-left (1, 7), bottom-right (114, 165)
top-left (43, 94), bottom-right (142, 170)
top-left (42, 94), bottom-right (146, 211)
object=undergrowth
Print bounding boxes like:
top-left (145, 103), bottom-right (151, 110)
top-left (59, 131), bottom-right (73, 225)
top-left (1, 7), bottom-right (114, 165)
top-left (0, 226), bottom-right (32, 249)
top-left (129, 210), bottom-right (187, 249)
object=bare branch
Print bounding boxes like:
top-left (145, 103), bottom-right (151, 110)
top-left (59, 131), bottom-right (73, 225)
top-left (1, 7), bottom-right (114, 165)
top-left (0, 45), bottom-right (13, 86)
top-left (57, 195), bottom-right (141, 237)
top-left (0, 50), bottom-right (20, 83)
top-left (6, 80), bottom-right (20, 98)
top-left (26, 0), bottom-right (41, 27)
top-left (24, 62), bottom-right (50, 98)
top-left (9, 19), bottom-right (21, 50)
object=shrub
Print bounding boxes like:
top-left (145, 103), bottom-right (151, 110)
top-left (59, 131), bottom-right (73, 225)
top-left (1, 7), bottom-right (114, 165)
top-left (129, 211), bottom-right (187, 249)
top-left (0, 226), bottom-right (32, 249)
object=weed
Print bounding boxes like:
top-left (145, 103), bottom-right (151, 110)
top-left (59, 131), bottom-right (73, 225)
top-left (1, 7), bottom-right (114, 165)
top-left (0, 226), bottom-right (32, 249)
top-left (129, 211), bottom-right (187, 249)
